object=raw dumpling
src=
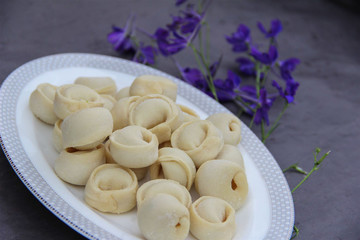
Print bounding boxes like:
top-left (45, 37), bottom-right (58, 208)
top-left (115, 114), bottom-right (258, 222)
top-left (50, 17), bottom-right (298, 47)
top-left (129, 75), bottom-right (177, 101)
top-left (137, 179), bottom-right (192, 208)
top-left (216, 144), bottom-right (245, 169)
top-left (115, 86), bottom-right (130, 100)
top-left (29, 83), bottom-right (58, 124)
top-left (189, 196), bottom-right (236, 240)
top-left (54, 144), bottom-right (106, 185)
top-left (100, 94), bottom-right (116, 110)
top-left (53, 84), bottom-right (103, 119)
top-left (104, 140), bottom-right (148, 181)
top-left (207, 113), bottom-right (241, 145)
top-left (178, 104), bottom-right (200, 123)
top-left (171, 120), bottom-right (224, 168)
top-left (75, 77), bottom-right (117, 95)
top-left (52, 119), bottom-right (63, 152)
top-left (111, 96), bottom-right (140, 131)
top-left (137, 193), bottom-right (190, 240)
top-left (195, 160), bottom-right (248, 210)
top-left (129, 94), bottom-right (182, 144)
top-left (150, 147), bottom-right (196, 190)
top-left (61, 107), bottom-right (113, 150)
top-left (109, 126), bottom-right (158, 168)
top-left (84, 164), bottom-right (138, 213)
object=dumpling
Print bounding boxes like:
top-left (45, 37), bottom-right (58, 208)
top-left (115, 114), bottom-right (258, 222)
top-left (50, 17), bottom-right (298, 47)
top-left (136, 179), bottom-right (192, 208)
top-left (129, 75), bottom-right (177, 101)
top-left (149, 147), bottom-right (196, 190)
top-left (171, 120), bottom-right (224, 168)
top-left (29, 83), bottom-right (58, 124)
top-left (195, 160), bottom-right (248, 210)
top-left (53, 84), bottom-right (103, 119)
top-left (54, 144), bottom-right (106, 185)
top-left (61, 107), bottom-right (113, 150)
top-left (206, 113), bottom-right (241, 145)
top-left (84, 164), bottom-right (138, 213)
top-left (75, 77), bottom-right (117, 96)
top-left (111, 96), bottom-right (140, 131)
top-left (115, 86), bottom-right (130, 100)
top-left (128, 94), bottom-right (182, 144)
top-left (189, 196), bottom-right (236, 240)
top-left (104, 139), bottom-right (148, 181)
top-left (216, 144), bottom-right (245, 170)
top-left (100, 94), bottom-right (116, 110)
top-left (109, 126), bottom-right (158, 168)
top-left (52, 119), bottom-right (63, 153)
top-left (178, 104), bottom-right (200, 123)
top-left (137, 193), bottom-right (190, 240)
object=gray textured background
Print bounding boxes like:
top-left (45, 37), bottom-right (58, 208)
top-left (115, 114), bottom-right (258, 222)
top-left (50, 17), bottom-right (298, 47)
top-left (1, 0), bottom-right (359, 239)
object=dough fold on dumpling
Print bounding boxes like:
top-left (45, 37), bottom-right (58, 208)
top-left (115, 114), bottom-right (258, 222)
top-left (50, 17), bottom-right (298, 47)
top-left (129, 94), bottom-right (182, 144)
top-left (137, 193), bottom-right (190, 240)
top-left (29, 83), bottom-right (58, 124)
top-left (216, 144), bottom-right (245, 170)
top-left (84, 164), bottom-right (138, 213)
top-left (53, 84), bottom-right (103, 119)
top-left (109, 126), bottom-right (158, 168)
top-left (171, 120), bottom-right (224, 168)
top-left (54, 144), bottom-right (106, 185)
top-left (207, 112), bottom-right (241, 145)
top-left (105, 140), bottom-right (149, 180)
top-left (189, 196), bottom-right (236, 240)
top-left (150, 147), bottom-right (196, 190)
top-left (195, 160), bottom-right (248, 210)
top-left (111, 96), bottom-right (140, 131)
top-left (178, 104), bottom-right (200, 123)
top-left (100, 94), bottom-right (116, 110)
top-left (115, 86), bottom-right (130, 100)
top-left (129, 75), bottom-right (177, 101)
top-left (136, 179), bottom-right (192, 208)
top-left (104, 140), bottom-right (148, 181)
top-left (61, 107), bottom-right (113, 150)
top-left (75, 77), bottom-right (117, 95)
top-left (52, 119), bottom-right (63, 153)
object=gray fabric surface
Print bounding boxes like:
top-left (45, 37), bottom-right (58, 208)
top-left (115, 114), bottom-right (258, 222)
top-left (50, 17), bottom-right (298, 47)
top-left (1, 0), bottom-right (359, 239)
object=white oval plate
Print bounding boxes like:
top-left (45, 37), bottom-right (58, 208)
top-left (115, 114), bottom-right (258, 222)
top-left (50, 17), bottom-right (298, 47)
top-left (0, 53), bottom-right (294, 240)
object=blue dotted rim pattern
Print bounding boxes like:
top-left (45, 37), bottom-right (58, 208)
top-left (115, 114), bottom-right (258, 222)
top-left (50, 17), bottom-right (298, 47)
top-left (0, 53), bottom-right (294, 240)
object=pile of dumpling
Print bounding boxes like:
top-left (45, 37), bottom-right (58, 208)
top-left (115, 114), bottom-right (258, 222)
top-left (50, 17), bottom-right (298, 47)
top-left (29, 75), bottom-right (249, 240)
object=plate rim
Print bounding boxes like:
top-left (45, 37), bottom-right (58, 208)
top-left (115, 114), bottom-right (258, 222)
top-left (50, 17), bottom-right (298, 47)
top-left (0, 52), bottom-right (294, 240)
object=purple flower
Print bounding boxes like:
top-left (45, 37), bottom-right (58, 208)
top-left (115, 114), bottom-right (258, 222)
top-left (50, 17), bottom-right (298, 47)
top-left (181, 67), bottom-right (208, 91)
top-left (279, 58), bottom-right (300, 81)
top-left (108, 16), bottom-right (135, 53)
top-left (135, 44), bottom-right (157, 65)
top-left (226, 24), bottom-right (251, 52)
top-left (175, 0), bottom-right (187, 6)
top-left (236, 57), bottom-right (255, 75)
top-left (250, 45), bottom-right (278, 65)
top-left (153, 28), bottom-right (188, 56)
top-left (254, 88), bottom-right (274, 125)
top-left (272, 79), bottom-right (299, 103)
top-left (213, 70), bottom-right (241, 101)
top-left (257, 19), bottom-right (282, 38)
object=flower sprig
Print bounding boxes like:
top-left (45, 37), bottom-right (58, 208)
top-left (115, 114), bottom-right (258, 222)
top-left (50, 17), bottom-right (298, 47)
top-left (107, 0), bottom-right (300, 141)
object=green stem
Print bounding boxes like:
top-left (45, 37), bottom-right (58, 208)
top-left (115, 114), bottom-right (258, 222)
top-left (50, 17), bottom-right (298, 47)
top-left (283, 163), bottom-right (308, 175)
top-left (255, 62), bottom-right (261, 97)
top-left (262, 102), bottom-right (289, 143)
top-left (291, 225), bottom-right (300, 239)
top-left (291, 149), bottom-right (331, 193)
top-left (261, 120), bottom-right (265, 141)
top-left (189, 43), bottom-right (218, 101)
